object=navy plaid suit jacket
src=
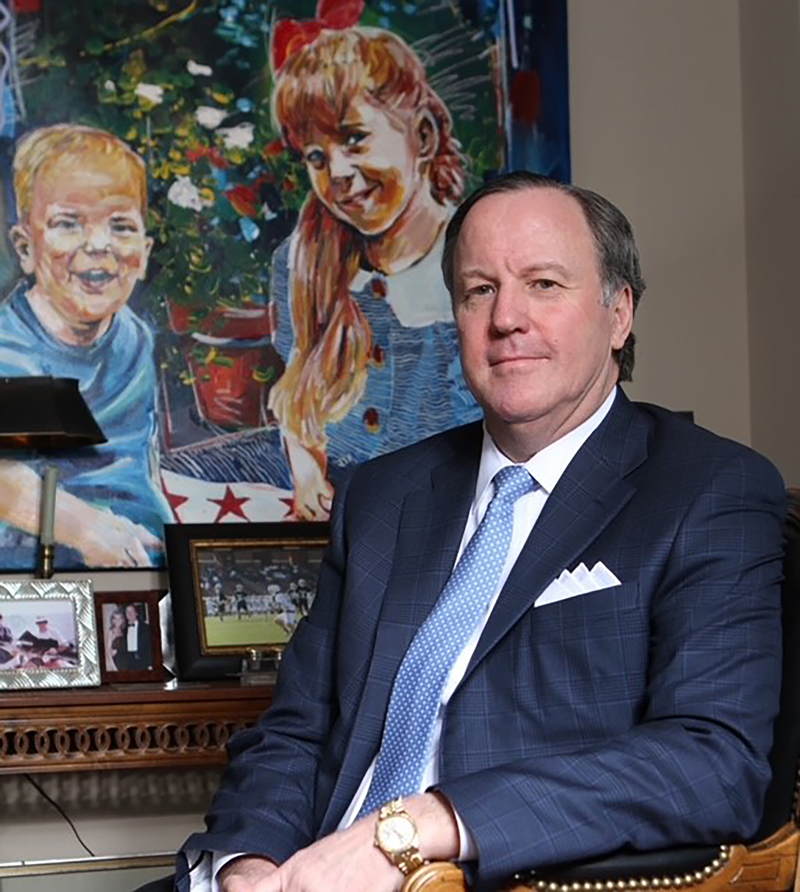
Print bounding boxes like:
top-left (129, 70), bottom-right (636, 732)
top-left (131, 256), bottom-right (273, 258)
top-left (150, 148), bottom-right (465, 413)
top-left (183, 391), bottom-right (785, 890)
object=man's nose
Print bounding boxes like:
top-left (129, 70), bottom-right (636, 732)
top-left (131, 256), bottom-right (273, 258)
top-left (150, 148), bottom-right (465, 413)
top-left (490, 284), bottom-right (532, 333)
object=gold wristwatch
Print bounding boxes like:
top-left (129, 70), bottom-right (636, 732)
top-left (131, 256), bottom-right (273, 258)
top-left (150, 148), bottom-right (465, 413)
top-left (374, 798), bottom-right (426, 876)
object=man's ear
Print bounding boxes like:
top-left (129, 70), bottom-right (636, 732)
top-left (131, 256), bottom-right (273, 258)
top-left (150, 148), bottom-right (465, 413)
top-left (414, 108), bottom-right (439, 163)
top-left (10, 225), bottom-right (35, 275)
top-left (610, 284), bottom-right (634, 351)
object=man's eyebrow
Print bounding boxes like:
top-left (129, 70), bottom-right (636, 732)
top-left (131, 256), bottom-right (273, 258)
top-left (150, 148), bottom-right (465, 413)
top-left (457, 266), bottom-right (495, 281)
top-left (458, 261), bottom-right (573, 279)
top-left (517, 262), bottom-right (572, 279)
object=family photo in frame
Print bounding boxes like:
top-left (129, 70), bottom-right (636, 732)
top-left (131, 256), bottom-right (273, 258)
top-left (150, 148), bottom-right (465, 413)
top-left (0, 579), bottom-right (100, 690)
top-left (94, 590), bottom-right (164, 683)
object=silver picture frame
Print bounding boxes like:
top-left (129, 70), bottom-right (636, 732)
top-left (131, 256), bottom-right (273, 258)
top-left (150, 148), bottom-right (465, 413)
top-left (0, 579), bottom-right (100, 690)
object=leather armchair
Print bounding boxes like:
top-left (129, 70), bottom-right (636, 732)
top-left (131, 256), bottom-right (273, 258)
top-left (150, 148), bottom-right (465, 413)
top-left (401, 490), bottom-right (800, 892)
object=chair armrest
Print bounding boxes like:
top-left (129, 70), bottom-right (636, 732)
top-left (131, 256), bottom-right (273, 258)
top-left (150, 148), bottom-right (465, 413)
top-left (401, 823), bottom-right (800, 892)
top-left (402, 861), bottom-right (469, 892)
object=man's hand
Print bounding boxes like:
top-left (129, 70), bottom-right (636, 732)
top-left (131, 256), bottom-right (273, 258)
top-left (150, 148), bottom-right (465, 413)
top-left (228, 818), bottom-right (401, 892)
top-left (218, 855), bottom-right (278, 891)
top-left (223, 793), bottom-right (461, 892)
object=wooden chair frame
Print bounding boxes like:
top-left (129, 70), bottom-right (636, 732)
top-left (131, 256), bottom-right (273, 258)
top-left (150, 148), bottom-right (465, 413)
top-left (402, 817), bottom-right (799, 892)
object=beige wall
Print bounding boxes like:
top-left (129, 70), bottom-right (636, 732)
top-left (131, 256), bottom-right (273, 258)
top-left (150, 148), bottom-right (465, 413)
top-left (740, 0), bottom-right (800, 483)
top-left (569, 0), bottom-right (800, 484)
top-left (569, 0), bottom-right (752, 447)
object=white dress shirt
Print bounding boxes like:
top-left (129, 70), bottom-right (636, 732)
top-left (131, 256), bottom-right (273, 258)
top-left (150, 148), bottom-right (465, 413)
top-left (197, 388), bottom-right (617, 889)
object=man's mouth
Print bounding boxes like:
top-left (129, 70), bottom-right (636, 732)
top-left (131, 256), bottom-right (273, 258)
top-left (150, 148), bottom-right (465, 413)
top-left (490, 355), bottom-right (547, 367)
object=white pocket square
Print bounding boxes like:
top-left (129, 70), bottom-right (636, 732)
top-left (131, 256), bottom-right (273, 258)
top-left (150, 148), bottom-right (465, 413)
top-left (534, 561), bottom-right (622, 607)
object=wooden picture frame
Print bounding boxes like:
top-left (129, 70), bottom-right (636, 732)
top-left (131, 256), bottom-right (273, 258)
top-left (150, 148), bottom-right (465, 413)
top-left (0, 579), bottom-right (100, 690)
top-left (94, 591), bottom-right (165, 683)
top-left (165, 522), bottom-right (329, 681)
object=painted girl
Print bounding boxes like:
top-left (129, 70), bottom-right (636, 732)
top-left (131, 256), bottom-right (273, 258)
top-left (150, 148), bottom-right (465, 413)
top-left (268, 6), bottom-right (482, 519)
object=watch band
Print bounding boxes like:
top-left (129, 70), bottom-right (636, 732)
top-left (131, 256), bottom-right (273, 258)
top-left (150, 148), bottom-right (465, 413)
top-left (375, 797), bottom-right (426, 876)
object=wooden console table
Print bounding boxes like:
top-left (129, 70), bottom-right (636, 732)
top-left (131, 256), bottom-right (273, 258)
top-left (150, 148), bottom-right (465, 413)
top-left (0, 681), bottom-right (272, 774)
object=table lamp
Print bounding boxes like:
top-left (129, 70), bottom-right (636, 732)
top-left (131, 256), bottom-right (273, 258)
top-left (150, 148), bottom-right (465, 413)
top-left (0, 376), bottom-right (106, 577)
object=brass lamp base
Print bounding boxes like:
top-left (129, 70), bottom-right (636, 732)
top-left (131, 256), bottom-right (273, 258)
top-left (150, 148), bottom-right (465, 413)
top-left (38, 543), bottom-right (54, 579)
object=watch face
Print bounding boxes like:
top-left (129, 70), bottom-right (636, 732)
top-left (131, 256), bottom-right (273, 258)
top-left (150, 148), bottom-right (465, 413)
top-left (377, 814), bottom-right (416, 852)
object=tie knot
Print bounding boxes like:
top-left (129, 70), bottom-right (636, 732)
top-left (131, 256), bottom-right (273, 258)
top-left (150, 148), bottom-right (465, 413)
top-left (492, 465), bottom-right (536, 503)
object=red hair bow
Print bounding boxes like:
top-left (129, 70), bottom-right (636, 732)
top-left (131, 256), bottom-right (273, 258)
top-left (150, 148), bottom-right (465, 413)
top-left (272, 0), bottom-right (365, 71)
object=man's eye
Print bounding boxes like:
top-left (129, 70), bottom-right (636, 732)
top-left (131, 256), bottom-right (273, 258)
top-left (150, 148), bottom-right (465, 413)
top-left (532, 279), bottom-right (558, 290)
top-left (304, 149), bottom-right (326, 170)
top-left (460, 284), bottom-right (494, 301)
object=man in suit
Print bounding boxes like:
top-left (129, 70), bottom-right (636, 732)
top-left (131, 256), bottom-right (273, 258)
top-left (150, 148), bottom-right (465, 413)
top-left (172, 172), bottom-right (784, 892)
top-left (124, 603), bottom-right (151, 671)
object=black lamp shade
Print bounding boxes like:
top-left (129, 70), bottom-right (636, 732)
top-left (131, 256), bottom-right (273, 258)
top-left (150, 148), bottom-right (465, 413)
top-left (0, 376), bottom-right (107, 450)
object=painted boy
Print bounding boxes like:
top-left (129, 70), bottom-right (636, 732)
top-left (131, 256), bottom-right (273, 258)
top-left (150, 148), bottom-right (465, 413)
top-left (0, 124), bottom-right (170, 568)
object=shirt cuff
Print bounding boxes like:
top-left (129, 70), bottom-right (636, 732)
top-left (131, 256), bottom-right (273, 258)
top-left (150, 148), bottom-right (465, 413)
top-left (211, 851), bottom-right (247, 891)
top-left (452, 806), bottom-right (478, 861)
top-left (183, 849), bottom-right (210, 892)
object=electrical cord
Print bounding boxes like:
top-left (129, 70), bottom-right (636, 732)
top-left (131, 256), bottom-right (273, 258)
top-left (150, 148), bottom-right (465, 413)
top-left (23, 773), bottom-right (96, 858)
top-left (180, 850), bottom-right (204, 884)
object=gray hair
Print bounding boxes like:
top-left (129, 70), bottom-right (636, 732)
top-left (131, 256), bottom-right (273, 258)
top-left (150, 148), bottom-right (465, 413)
top-left (441, 171), bottom-right (646, 382)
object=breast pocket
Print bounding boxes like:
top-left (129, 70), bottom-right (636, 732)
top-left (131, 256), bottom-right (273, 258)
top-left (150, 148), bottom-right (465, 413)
top-left (533, 580), bottom-right (642, 625)
top-left (513, 582), bottom-right (649, 740)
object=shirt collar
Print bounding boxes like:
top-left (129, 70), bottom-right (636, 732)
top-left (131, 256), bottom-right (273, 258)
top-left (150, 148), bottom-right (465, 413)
top-left (475, 387), bottom-right (618, 500)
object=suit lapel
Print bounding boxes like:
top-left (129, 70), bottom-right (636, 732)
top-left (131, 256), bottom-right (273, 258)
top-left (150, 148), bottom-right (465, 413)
top-left (466, 393), bottom-right (651, 674)
top-left (323, 425), bottom-right (482, 824)
top-left (374, 472), bottom-right (475, 658)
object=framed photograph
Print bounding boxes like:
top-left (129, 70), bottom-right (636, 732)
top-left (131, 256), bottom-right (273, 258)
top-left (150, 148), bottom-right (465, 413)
top-left (165, 522), bottom-right (329, 681)
top-left (94, 591), bottom-right (165, 683)
top-left (0, 579), bottom-right (100, 690)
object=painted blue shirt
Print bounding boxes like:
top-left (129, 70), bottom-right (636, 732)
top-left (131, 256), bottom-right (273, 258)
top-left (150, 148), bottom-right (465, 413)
top-left (0, 284), bottom-right (171, 569)
top-left (270, 233), bottom-right (482, 481)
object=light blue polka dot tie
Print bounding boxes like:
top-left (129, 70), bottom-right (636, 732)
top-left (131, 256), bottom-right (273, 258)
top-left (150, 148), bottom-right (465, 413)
top-left (358, 465), bottom-right (536, 816)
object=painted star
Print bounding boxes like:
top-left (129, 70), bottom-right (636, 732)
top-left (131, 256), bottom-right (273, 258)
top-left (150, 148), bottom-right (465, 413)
top-left (210, 485), bottom-right (250, 521)
top-left (161, 478), bottom-right (189, 519)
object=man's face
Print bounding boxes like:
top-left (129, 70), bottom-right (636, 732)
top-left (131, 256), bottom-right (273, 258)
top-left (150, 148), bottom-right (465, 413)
top-left (13, 150), bottom-right (152, 328)
top-left (125, 605), bottom-right (137, 622)
top-left (452, 188), bottom-right (632, 455)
